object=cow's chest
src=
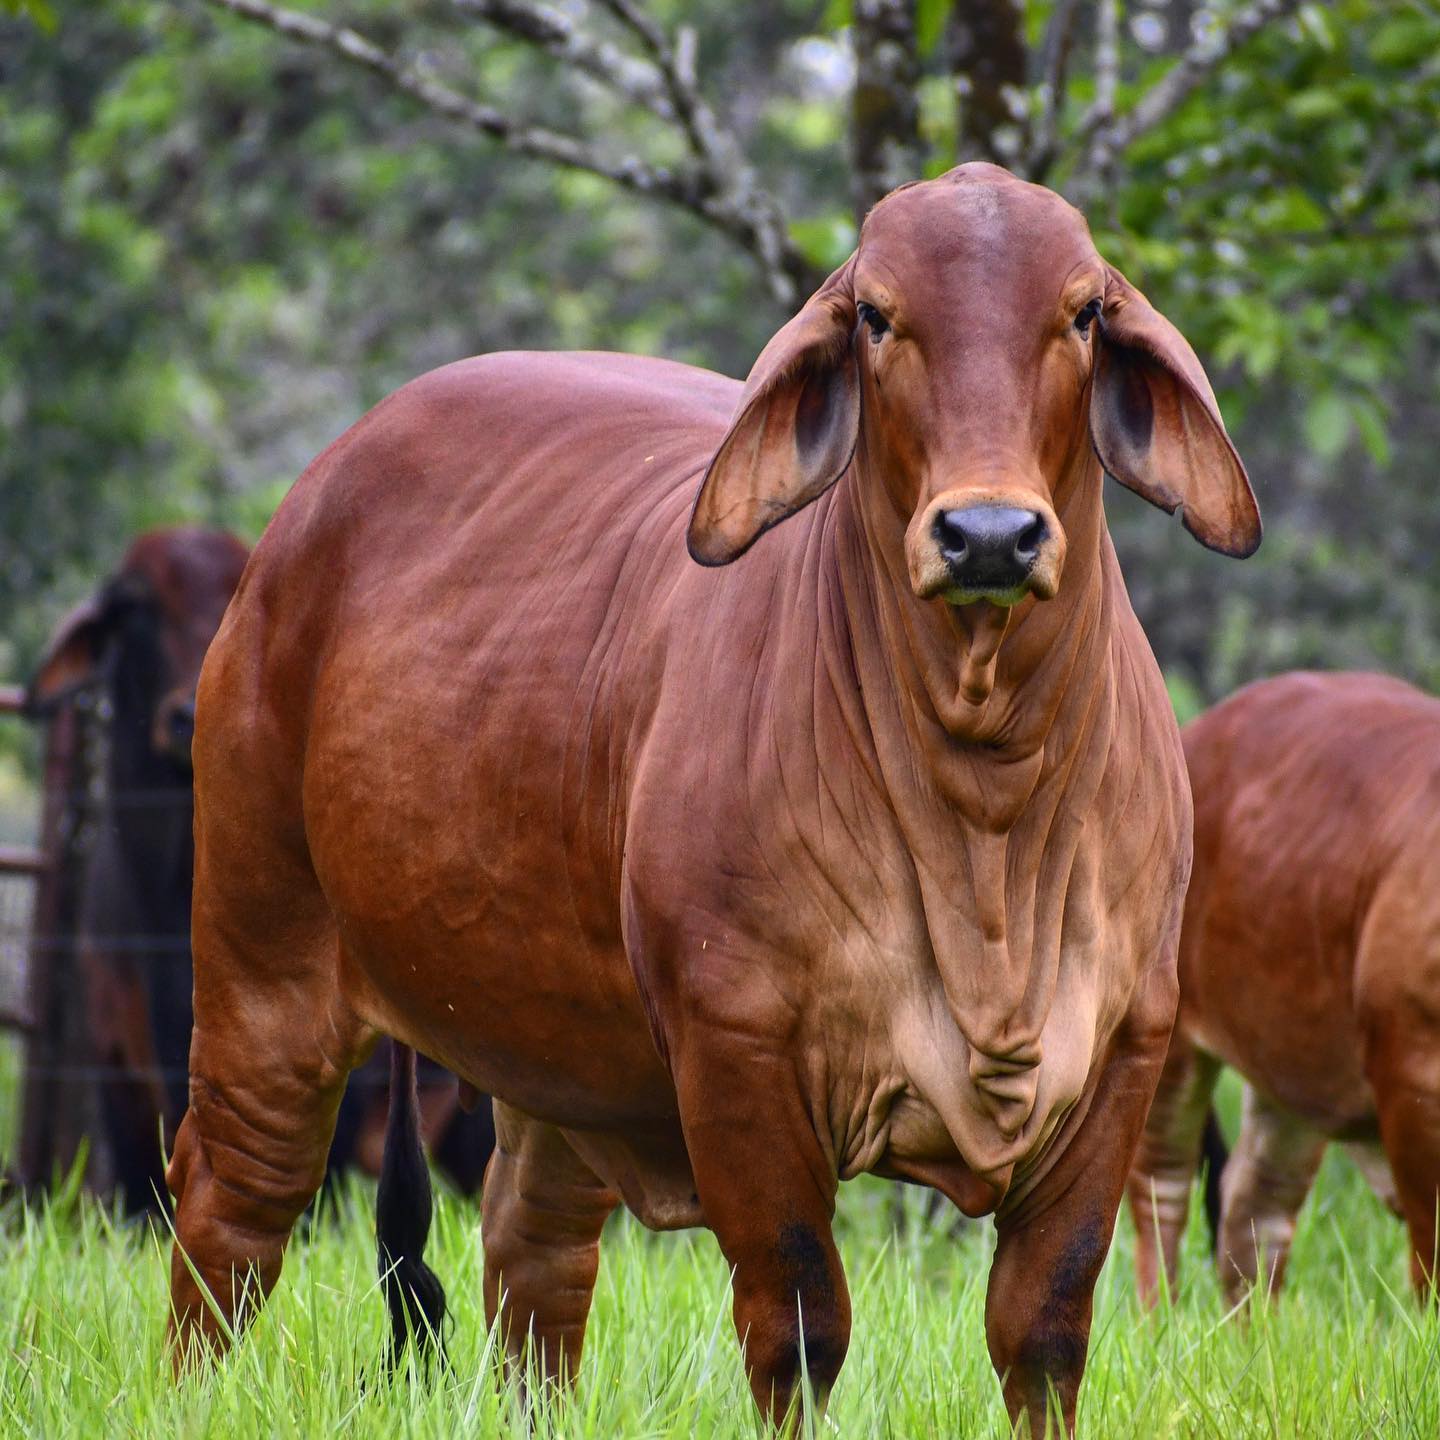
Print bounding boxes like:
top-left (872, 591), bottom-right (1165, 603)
top-left (804, 871), bottom-right (1140, 1202)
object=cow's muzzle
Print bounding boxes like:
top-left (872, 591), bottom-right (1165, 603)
top-left (909, 492), bottom-right (1065, 606)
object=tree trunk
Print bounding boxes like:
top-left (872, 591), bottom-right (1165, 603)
top-left (946, 0), bottom-right (1029, 166)
top-left (851, 0), bottom-right (924, 221)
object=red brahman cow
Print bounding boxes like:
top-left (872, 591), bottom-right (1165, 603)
top-left (27, 528), bottom-right (249, 1211)
top-left (167, 164), bottom-right (1259, 1433)
top-left (1129, 671), bottom-right (1440, 1307)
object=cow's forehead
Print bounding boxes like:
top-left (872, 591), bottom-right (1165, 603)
top-left (858, 167), bottom-right (1098, 294)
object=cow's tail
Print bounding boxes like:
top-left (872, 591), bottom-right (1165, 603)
top-left (1199, 1107), bottom-right (1229, 1252)
top-left (376, 1041), bottom-right (447, 1365)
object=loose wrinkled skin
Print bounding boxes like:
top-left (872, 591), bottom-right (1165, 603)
top-left (27, 528), bottom-right (249, 1211)
top-left (169, 165), bottom-right (1259, 1434)
top-left (1129, 671), bottom-right (1440, 1309)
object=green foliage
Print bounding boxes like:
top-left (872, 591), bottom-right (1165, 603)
top-left (1082, 0), bottom-right (1439, 439)
top-left (0, 1), bottom-right (789, 681)
top-left (1081, 0), bottom-right (1440, 700)
top-left (1, 0), bottom-right (1437, 711)
top-left (0, 0), bottom-right (54, 31)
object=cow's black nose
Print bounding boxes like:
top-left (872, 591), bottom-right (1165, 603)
top-left (933, 505), bottom-right (1046, 592)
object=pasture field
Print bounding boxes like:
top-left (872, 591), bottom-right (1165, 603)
top-left (3, 1097), bottom-right (1437, 1440)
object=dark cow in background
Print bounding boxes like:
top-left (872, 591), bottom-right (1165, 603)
top-left (27, 528), bottom-right (250, 1211)
top-left (25, 527), bottom-right (494, 1213)
top-left (1129, 672), bottom-right (1440, 1306)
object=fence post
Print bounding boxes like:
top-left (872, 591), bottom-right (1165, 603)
top-left (17, 699), bottom-right (96, 1190)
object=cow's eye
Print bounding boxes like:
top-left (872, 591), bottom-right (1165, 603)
top-left (857, 302), bottom-right (890, 341)
top-left (1074, 298), bottom-right (1103, 337)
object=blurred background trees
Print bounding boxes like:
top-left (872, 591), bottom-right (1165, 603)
top-left (2, 0), bottom-right (1438, 719)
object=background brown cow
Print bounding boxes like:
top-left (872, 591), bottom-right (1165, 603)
top-left (1129, 671), bottom-right (1440, 1306)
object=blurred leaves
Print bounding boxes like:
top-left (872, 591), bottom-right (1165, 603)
top-left (1, 0), bottom-right (1438, 711)
top-left (0, 0), bottom-right (55, 32)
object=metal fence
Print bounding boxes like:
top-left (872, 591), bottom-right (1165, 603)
top-left (0, 685), bottom-right (102, 1191)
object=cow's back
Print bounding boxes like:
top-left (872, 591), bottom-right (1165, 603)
top-left (1179, 671), bottom-right (1440, 1128)
top-left (195, 352), bottom-right (742, 1126)
top-left (229, 350), bottom-right (738, 668)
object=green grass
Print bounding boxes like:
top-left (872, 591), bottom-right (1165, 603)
top-left (2, 1140), bottom-right (1437, 1439)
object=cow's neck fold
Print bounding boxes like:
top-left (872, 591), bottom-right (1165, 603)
top-left (820, 451), bottom-right (1118, 1157)
top-left (831, 448), bottom-right (1113, 760)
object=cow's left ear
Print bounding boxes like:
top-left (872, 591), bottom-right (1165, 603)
top-left (25, 595), bottom-right (108, 715)
top-left (1091, 265), bottom-right (1261, 558)
top-left (688, 257), bottom-right (859, 566)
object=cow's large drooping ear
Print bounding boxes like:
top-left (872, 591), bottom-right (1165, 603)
top-left (1091, 266), bottom-right (1261, 558)
top-left (24, 594), bottom-right (107, 715)
top-left (688, 258), bottom-right (859, 566)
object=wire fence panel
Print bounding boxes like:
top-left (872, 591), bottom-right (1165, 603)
top-left (0, 690), bottom-right (108, 1192)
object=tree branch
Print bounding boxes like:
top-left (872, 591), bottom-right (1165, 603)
top-left (203, 0), bottom-right (814, 303)
top-left (1026, 0), bottom-right (1083, 180)
top-left (204, 0), bottom-right (695, 200)
top-left (453, 0), bottom-right (671, 117)
top-left (555, 0), bottom-right (806, 298)
top-left (594, 0), bottom-right (732, 181)
top-left (1076, 0), bottom-right (1303, 176)
top-left (1086, 0), bottom-right (1120, 181)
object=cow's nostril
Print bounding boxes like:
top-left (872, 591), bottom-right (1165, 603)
top-left (933, 509), bottom-right (973, 558)
top-left (1015, 515), bottom-right (1047, 564)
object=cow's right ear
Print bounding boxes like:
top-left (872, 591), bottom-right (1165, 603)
top-left (688, 257), bottom-right (859, 566)
top-left (25, 595), bottom-right (107, 716)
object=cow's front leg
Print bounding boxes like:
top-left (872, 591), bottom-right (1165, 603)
top-left (674, 1041), bottom-right (850, 1427)
top-left (986, 976), bottom-right (1173, 1436)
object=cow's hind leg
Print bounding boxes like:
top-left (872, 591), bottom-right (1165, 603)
top-left (1371, 1076), bottom-right (1440, 1296)
top-left (1215, 1084), bottom-right (1325, 1307)
top-left (167, 868), bottom-right (369, 1363)
top-left (1356, 884), bottom-right (1440, 1298)
top-left (1126, 1031), bottom-right (1221, 1307)
top-left (482, 1102), bottom-right (619, 1389)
